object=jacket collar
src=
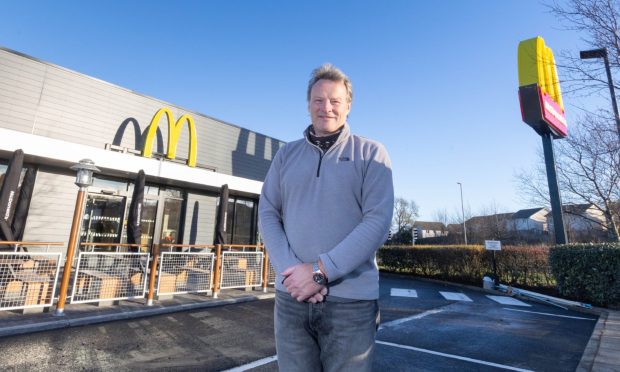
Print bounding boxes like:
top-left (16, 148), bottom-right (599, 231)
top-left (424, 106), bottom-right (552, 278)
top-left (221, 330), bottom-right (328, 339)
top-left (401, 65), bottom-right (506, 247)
top-left (303, 122), bottom-right (351, 151)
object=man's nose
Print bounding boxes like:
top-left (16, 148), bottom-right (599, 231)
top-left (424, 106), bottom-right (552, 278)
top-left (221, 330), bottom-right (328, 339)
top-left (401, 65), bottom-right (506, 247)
top-left (320, 101), bottom-right (332, 111)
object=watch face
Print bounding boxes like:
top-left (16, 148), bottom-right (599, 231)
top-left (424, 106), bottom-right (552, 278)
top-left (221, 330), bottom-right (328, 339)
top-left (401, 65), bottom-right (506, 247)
top-left (313, 272), bottom-right (326, 285)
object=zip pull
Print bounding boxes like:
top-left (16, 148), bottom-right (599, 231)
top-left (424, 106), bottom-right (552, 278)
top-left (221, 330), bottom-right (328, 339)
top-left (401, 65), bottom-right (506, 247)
top-left (316, 152), bottom-right (323, 177)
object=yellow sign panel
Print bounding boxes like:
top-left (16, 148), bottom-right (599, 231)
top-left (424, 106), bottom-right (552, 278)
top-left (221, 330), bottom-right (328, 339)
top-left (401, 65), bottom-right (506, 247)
top-left (518, 36), bottom-right (563, 111)
top-left (142, 108), bottom-right (197, 167)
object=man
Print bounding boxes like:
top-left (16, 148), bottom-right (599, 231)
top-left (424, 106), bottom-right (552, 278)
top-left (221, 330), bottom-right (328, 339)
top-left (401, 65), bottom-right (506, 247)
top-left (259, 64), bottom-right (394, 371)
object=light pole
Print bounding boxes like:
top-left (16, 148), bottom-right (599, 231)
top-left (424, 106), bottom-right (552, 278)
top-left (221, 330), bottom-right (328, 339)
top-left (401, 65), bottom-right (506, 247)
top-left (580, 48), bottom-right (620, 142)
top-left (55, 159), bottom-right (99, 316)
top-left (457, 182), bottom-right (468, 245)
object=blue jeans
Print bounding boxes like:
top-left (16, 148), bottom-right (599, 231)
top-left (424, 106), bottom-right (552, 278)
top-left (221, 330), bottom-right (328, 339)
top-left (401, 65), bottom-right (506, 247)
top-left (274, 290), bottom-right (379, 372)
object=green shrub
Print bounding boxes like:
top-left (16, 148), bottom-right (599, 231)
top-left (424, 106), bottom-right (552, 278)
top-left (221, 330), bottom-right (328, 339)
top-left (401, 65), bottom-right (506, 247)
top-left (378, 245), bottom-right (554, 289)
top-left (550, 243), bottom-right (620, 307)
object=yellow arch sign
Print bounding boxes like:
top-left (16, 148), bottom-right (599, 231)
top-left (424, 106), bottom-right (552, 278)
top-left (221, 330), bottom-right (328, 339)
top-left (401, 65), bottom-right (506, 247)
top-left (518, 36), bottom-right (567, 138)
top-left (518, 36), bottom-right (563, 110)
top-left (142, 108), bottom-right (197, 167)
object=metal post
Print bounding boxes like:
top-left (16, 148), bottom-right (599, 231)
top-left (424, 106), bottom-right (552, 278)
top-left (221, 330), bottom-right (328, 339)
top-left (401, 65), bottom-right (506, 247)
top-left (580, 48), bottom-right (620, 142)
top-left (542, 133), bottom-right (568, 244)
top-left (212, 244), bottom-right (222, 298)
top-left (261, 247), bottom-right (269, 293)
top-left (457, 182), bottom-right (468, 245)
top-left (602, 53), bottom-right (620, 142)
top-left (146, 244), bottom-right (159, 306)
top-left (54, 188), bottom-right (86, 316)
top-left (492, 250), bottom-right (498, 285)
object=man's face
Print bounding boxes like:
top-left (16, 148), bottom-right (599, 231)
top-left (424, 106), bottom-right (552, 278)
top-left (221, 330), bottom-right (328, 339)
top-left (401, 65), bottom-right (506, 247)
top-left (308, 79), bottom-right (351, 136)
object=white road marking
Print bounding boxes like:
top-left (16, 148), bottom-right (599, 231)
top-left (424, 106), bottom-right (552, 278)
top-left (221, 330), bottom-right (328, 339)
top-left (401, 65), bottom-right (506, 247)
top-left (440, 291), bottom-right (473, 302)
top-left (487, 295), bottom-right (531, 307)
top-left (504, 308), bottom-right (597, 320)
top-left (375, 340), bottom-right (534, 372)
top-left (222, 355), bottom-right (278, 371)
top-left (378, 308), bottom-right (444, 330)
top-left (390, 288), bottom-right (418, 298)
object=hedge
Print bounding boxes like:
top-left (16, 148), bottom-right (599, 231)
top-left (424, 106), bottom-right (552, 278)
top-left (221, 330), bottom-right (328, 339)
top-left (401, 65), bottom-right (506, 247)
top-left (549, 243), bottom-right (620, 307)
top-left (377, 245), bottom-right (554, 289)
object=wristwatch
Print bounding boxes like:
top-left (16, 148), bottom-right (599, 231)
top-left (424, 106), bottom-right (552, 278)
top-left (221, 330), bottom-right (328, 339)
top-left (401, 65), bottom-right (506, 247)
top-left (312, 262), bottom-right (327, 285)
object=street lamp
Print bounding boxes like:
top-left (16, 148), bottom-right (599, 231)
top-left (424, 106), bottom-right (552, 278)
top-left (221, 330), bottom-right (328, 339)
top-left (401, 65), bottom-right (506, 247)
top-left (457, 182), bottom-right (468, 245)
top-left (55, 159), bottom-right (100, 316)
top-left (580, 48), bottom-right (620, 142)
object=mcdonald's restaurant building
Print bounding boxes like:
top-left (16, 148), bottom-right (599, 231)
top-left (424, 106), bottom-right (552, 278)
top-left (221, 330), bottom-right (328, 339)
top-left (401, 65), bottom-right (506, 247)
top-left (0, 46), bottom-right (284, 254)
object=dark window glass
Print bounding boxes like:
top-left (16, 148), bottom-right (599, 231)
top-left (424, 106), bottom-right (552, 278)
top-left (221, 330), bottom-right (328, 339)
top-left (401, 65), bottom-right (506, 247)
top-left (122, 198), bottom-right (157, 251)
top-left (226, 198), bottom-right (235, 244)
top-left (233, 199), bottom-right (255, 244)
top-left (160, 198), bottom-right (183, 245)
top-left (81, 194), bottom-right (125, 248)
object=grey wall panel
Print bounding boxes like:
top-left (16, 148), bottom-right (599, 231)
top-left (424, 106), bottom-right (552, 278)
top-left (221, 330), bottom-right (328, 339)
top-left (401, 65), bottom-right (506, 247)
top-left (0, 48), bottom-right (286, 182)
top-left (23, 170), bottom-right (77, 245)
top-left (183, 193), bottom-right (217, 245)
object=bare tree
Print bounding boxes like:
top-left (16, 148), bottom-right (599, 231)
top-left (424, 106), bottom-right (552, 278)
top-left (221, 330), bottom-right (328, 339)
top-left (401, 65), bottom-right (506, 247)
top-left (392, 197), bottom-right (419, 244)
top-left (547, 0), bottom-right (620, 98)
top-left (516, 114), bottom-right (620, 241)
top-left (432, 208), bottom-right (450, 228)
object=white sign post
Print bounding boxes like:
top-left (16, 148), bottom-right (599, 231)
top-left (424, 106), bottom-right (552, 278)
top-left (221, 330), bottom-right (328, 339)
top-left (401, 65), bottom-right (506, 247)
top-left (485, 240), bottom-right (502, 250)
top-left (484, 240), bottom-right (501, 284)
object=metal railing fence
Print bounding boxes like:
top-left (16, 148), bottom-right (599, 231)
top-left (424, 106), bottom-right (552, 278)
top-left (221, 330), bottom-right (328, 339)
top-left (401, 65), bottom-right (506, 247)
top-left (157, 252), bottom-right (215, 295)
top-left (268, 262), bottom-right (276, 285)
top-left (219, 251), bottom-right (264, 289)
top-left (70, 252), bottom-right (149, 304)
top-left (0, 241), bottom-right (64, 253)
top-left (0, 252), bottom-right (61, 311)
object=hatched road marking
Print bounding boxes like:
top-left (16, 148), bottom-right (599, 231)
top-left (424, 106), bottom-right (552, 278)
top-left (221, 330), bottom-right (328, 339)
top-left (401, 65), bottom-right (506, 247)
top-left (440, 291), bottom-right (473, 302)
top-left (390, 288), bottom-right (418, 298)
top-left (487, 295), bottom-right (531, 307)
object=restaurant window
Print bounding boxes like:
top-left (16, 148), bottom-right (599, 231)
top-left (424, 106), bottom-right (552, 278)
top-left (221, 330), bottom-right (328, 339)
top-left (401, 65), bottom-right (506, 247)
top-left (160, 198), bottom-right (183, 245)
top-left (81, 194), bottom-right (126, 247)
top-left (121, 198), bottom-right (157, 250)
top-left (223, 197), bottom-right (258, 245)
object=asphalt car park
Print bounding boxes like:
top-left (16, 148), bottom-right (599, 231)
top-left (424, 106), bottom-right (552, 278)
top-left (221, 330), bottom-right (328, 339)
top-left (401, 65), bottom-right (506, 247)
top-left (232, 274), bottom-right (598, 372)
top-left (0, 274), bottom-right (598, 371)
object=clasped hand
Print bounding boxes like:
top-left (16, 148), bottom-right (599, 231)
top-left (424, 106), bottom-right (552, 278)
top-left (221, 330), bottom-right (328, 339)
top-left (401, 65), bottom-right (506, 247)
top-left (281, 263), bottom-right (328, 303)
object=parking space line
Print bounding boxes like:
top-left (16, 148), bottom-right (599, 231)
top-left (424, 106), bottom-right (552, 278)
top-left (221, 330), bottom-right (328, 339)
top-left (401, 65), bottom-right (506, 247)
top-left (375, 340), bottom-right (534, 372)
top-left (390, 288), bottom-right (418, 297)
top-left (222, 355), bottom-right (277, 371)
top-left (504, 308), bottom-right (597, 320)
top-left (378, 308), bottom-right (444, 330)
top-left (440, 291), bottom-right (473, 302)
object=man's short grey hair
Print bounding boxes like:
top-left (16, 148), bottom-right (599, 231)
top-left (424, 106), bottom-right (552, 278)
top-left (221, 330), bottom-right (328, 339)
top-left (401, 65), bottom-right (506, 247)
top-left (307, 63), bottom-right (353, 103)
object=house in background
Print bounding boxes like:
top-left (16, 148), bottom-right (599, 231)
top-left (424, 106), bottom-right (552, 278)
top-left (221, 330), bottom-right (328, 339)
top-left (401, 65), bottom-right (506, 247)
top-left (413, 221), bottom-right (447, 239)
top-left (507, 207), bottom-right (548, 234)
top-left (465, 213), bottom-right (513, 240)
top-left (547, 203), bottom-right (608, 241)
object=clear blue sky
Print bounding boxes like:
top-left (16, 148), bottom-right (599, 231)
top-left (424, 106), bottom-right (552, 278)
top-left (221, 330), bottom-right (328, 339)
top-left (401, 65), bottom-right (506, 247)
top-left (2, 1), bottom-right (590, 221)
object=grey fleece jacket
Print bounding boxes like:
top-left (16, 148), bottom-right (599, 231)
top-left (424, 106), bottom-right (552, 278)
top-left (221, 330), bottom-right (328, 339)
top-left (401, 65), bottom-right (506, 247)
top-left (258, 123), bottom-right (394, 300)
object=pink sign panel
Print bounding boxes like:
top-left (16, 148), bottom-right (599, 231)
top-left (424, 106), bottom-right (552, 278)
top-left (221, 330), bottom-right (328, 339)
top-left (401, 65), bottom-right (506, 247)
top-left (540, 89), bottom-right (568, 137)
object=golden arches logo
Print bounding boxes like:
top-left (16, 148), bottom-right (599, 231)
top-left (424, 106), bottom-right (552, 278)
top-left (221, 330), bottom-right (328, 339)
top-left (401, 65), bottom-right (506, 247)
top-left (518, 36), bottom-right (563, 111)
top-left (142, 108), bottom-right (197, 167)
